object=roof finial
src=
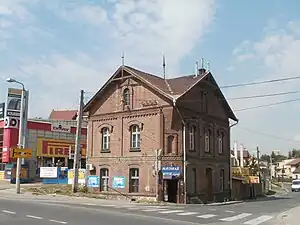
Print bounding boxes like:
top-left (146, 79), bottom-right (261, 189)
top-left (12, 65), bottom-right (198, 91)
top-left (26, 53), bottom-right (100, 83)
top-left (201, 58), bottom-right (204, 69)
top-left (162, 55), bottom-right (166, 80)
top-left (121, 52), bottom-right (125, 79)
top-left (207, 61), bottom-right (210, 72)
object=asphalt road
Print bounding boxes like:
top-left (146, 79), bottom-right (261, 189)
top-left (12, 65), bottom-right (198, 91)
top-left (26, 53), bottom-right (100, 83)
top-left (0, 188), bottom-right (299, 225)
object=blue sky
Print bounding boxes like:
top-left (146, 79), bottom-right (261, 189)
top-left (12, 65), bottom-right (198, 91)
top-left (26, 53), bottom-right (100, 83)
top-left (0, 0), bottom-right (300, 154)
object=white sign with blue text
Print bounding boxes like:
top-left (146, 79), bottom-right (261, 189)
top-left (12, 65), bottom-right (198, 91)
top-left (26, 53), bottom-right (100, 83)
top-left (112, 176), bottom-right (125, 188)
top-left (87, 175), bottom-right (100, 188)
top-left (161, 166), bottom-right (180, 178)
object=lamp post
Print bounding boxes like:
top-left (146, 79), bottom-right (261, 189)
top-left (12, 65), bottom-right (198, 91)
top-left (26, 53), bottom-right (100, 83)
top-left (6, 78), bottom-right (26, 194)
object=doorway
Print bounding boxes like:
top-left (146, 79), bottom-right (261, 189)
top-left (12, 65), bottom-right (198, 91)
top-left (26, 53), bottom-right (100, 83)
top-left (166, 179), bottom-right (178, 203)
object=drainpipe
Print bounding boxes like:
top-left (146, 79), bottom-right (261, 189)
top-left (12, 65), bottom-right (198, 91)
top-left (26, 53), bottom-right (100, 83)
top-left (229, 120), bottom-right (238, 199)
top-left (173, 98), bottom-right (187, 204)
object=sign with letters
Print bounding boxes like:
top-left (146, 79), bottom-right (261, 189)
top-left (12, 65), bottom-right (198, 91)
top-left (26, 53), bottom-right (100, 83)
top-left (112, 176), bottom-right (125, 188)
top-left (87, 175), bottom-right (100, 188)
top-left (11, 148), bottom-right (32, 159)
top-left (51, 123), bottom-right (71, 133)
top-left (161, 166), bottom-right (181, 179)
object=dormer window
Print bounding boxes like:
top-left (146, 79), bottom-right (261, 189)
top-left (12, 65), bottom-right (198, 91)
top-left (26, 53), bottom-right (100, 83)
top-left (123, 88), bottom-right (130, 106)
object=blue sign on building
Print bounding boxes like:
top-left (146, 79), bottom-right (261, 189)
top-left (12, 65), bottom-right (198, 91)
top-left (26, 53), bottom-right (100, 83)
top-left (161, 166), bottom-right (180, 179)
top-left (112, 176), bottom-right (125, 188)
top-left (87, 175), bottom-right (100, 188)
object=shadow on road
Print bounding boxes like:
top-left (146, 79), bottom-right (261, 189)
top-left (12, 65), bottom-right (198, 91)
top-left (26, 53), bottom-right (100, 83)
top-left (243, 196), bottom-right (291, 203)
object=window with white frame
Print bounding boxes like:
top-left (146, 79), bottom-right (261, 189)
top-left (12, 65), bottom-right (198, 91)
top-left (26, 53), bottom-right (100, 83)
top-left (189, 125), bottom-right (196, 151)
top-left (129, 168), bottom-right (139, 193)
top-left (123, 88), bottom-right (130, 106)
top-left (130, 125), bottom-right (140, 149)
top-left (218, 131), bottom-right (224, 154)
top-left (101, 127), bottom-right (110, 151)
top-left (100, 168), bottom-right (109, 192)
top-left (220, 169), bottom-right (225, 192)
top-left (205, 128), bottom-right (212, 153)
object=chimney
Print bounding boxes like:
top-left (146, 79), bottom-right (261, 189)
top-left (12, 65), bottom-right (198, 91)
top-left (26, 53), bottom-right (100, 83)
top-left (234, 141), bottom-right (238, 166)
top-left (240, 144), bottom-right (244, 168)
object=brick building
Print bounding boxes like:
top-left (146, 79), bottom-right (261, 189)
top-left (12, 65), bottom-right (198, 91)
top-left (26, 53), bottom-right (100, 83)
top-left (84, 65), bottom-right (237, 203)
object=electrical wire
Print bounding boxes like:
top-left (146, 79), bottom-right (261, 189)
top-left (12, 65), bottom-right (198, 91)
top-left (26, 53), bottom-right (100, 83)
top-left (236, 126), bottom-right (300, 143)
top-left (220, 75), bottom-right (300, 89)
top-left (234, 98), bottom-right (300, 111)
top-left (228, 90), bottom-right (300, 100)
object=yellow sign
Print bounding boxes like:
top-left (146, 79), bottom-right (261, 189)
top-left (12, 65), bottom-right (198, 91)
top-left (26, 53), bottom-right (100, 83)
top-left (11, 148), bottom-right (32, 159)
top-left (232, 167), bottom-right (250, 176)
top-left (68, 169), bottom-right (85, 179)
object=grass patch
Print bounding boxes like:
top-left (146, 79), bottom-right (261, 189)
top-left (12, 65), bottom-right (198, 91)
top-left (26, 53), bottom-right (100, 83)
top-left (266, 190), bottom-right (277, 195)
top-left (23, 185), bottom-right (106, 199)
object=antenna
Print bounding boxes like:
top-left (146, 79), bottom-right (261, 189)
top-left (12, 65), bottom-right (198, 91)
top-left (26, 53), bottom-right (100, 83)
top-left (207, 61), bottom-right (210, 72)
top-left (194, 61), bottom-right (199, 77)
top-left (121, 52), bottom-right (125, 79)
top-left (163, 55), bottom-right (166, 79)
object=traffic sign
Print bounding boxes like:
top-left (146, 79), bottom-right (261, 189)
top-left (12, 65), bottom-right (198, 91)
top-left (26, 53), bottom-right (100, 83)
top-left (11, 148), bottom-right (32, 159)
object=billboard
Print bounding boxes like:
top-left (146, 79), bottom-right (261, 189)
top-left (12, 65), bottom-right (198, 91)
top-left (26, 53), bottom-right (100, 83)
top-left (37, 138), bottom-right (86, 158)
top-left (5, 88), bottom-right (22, 118)
top-left (0, 103), bottom-right (4, 119)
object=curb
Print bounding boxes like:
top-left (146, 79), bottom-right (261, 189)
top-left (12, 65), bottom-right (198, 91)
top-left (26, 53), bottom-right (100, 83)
top-left (206, 201), bottom-right (243, 206)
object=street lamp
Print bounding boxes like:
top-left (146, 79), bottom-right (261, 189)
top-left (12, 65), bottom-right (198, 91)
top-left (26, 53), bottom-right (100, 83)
top-left (6, 77), bottom-right (26, 194)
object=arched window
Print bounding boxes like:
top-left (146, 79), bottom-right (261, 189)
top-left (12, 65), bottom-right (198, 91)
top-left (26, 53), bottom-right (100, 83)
top-left (218, 131), bottom-right (224, 154)
top-left (101, 127), bottom-right (110, 151)
top-left (130, 125), bottom-right (140, 149)
top-left (129, 168), bottom-right (139, 193)
top-left (189, 125), bottom-right (196, 151)
top-left (123, 88), bottom-right (130, 106)
top-left (205, 128), bottom-right (212, 153)
top-left (167, 135), bottom-right (174, 154)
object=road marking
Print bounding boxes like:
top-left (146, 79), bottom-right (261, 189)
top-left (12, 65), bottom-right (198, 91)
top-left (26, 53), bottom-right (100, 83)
top-left (49, 219), bottom-right (68, 224)
top-left (142, 208), bottom-right (168, 212)
top-left (2, 210), bottom-right (16, 214)
top-left (127, 207), bottom-right (140, 210)
top-left (197, 214), bottom-right (217, 219)
top-left (177, 212), bottom-right (198, 216)
top-left (243, 215), bottom-right (273, 225)
top-left (208, 208), bottom-right (216, 211)
top-left (158, 210), bottom-right (184, 214)
top-left (81, 203), bottom-right (97, 206)
top-left (226, 210), bottom-right (235, 213)
top-left (100, 204), bottom-right (117, 207)
top-left (26, 215), bottom-right (43, 219)
top-left (220, 213), bottom-right (252, 221)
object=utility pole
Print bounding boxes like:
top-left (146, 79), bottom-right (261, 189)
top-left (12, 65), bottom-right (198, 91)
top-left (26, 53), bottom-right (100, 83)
top-left (155, 149), bottom-right (162, 202)
top-left (256, 146), bottom-right (261, 183)
top-left (270, 155), bottom-right (273, 190)
top-left (72, 90), bottom-right (84, 193)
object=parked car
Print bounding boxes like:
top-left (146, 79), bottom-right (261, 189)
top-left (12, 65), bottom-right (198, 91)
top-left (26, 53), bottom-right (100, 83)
top-left (291, 180), bottom-right (300, 192)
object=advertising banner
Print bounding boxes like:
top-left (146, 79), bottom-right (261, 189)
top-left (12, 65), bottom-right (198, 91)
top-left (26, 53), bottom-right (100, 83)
top-left (112, 176), bottom-right (125, 188)
top-left (0, 102), bottom-right (4, 119)
top-left (51, 123), bottom-right (71, 133)
top-left (161, 166), bottom-right (180, 179)
top-left (36, 138), bottom-right (86, 158)
top-left (40, 167), bottom-right (58, 178)
top-left (5, 88), bottom-right (23, 118)
top-left (68, 169), bottom-right (85, 185)
top-left (87, 175), bottom-right (100, 188)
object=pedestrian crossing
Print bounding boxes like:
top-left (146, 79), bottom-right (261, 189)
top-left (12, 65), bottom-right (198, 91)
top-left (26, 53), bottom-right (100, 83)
top-left (85, 203), bottom-right (274, 224)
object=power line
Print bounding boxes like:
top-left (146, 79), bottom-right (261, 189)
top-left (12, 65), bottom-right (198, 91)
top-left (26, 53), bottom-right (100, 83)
top-left (228, 90), bottom-right (300, 100)
top-left (220, 75), bottom-right (300, 89)
top-left (234, 98), bottom-right (300, 111)
top-left (236, 126), bottom-right (300, 143)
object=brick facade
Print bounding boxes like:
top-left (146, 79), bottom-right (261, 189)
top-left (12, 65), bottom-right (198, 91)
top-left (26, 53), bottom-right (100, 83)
top-left (84, 66), bottom-right (237, 203)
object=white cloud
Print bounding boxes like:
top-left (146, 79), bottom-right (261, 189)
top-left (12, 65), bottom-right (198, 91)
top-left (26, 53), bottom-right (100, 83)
top-left (228, 20), bottom-right (300, 152)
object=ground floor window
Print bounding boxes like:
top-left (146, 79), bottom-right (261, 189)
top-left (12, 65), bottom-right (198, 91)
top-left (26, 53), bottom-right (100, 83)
top-left (129, 168), bottom-right (139, 193)
top-left (100, 168), bottom-right (109, 192)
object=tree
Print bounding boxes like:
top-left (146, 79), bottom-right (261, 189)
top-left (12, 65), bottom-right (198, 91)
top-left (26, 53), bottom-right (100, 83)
top-left (260, 154), bottom-right (270, 163)
top-left (288, 151), bottom-right (292, 159)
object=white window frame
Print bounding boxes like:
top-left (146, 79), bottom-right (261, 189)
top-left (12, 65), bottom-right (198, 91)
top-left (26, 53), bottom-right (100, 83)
top-left (218, 132), bottom-right (224, 154)
top-left (131, 125), bottom-right (140, 149)
top-left (102, 127), bottom-right (110, 150)
top-left (205, 129), bottom-right (211, 153)
top-left (189, 125), bottom-right (196, 150)
top-left (129, 168), bottom-right (139, 193)
top-left (100, 168), bottom-right (109, 192)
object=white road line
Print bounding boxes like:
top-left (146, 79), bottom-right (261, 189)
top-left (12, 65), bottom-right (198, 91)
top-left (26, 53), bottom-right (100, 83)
top-left (2, 210), bottom-right (16, 214)
top-left (226, 210), bottom-right (235, 213)
top-left (100, 204), bottom-right (117, 207)
top-left (208, 208), bottom-right (217, 211)
top-left (197, 214), bottom-right (217, 219)
top-left (142, 208), bottom-right (168, 212)
top-left (220, 213), bottom-right (252, 222)
top-left (177, 212), bottom-right (198, 216)
top-left (26, 215), bottom-right (43, 219)
top-left (49, 219), bottom-right (68, 224)
top-left (81, 203), bottom-right (97, 206)
top-left (158, 210), bottom-right (185, 214)
top-left (243, 215), bottom-right (274, 225)
top-left (127, 207), bottom-right (140, 210)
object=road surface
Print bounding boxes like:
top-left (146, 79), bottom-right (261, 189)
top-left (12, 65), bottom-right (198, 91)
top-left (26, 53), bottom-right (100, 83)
top-left (0, 187), bottom-right (299, 225)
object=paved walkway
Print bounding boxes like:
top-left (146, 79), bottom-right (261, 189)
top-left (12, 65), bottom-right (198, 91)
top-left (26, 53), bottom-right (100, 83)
top-left (275, 205), bottom-right (299, 225)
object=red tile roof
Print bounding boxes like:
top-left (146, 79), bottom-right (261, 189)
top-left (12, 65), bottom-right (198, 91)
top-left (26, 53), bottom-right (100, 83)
top-left (49, 110), bottom-right (77, 120)
top-left (287, 158), bottom-right (300, 166)
top-left (84, 65), bottom-right (237, 121)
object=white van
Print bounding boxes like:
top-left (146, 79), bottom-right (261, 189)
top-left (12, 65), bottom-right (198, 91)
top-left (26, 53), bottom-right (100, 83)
top-left (291, 180), bottom-right (300, 192)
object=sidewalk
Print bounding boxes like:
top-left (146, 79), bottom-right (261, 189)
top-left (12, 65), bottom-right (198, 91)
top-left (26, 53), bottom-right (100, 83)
top-left (275, 205), bottom-right (300, 225)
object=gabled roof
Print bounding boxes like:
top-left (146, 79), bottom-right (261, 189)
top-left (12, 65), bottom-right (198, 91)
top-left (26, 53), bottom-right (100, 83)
top-left (49, 110), bottom-right (78, 120)
top-left (83, 65), bottom-right (237, 121)
top-left (287, 158), bottom-right (300, 166)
